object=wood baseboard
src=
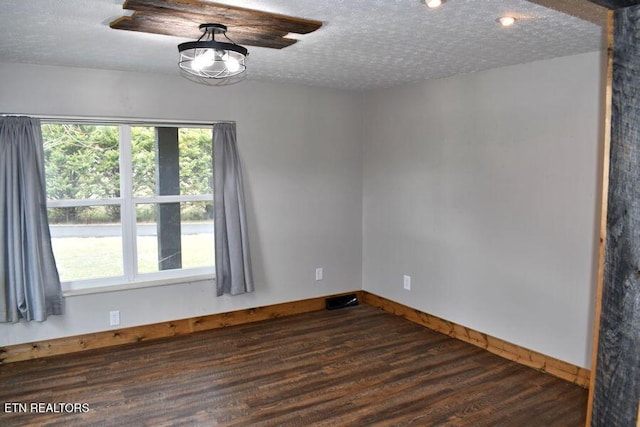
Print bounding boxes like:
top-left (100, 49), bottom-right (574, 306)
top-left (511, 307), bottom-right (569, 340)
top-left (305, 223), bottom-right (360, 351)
top-left (361, 291), bottom-right (591, 388)
top-left (0, 289), bottom-right (590, 389)
top-left (0, 291), bottom-right (363, 364)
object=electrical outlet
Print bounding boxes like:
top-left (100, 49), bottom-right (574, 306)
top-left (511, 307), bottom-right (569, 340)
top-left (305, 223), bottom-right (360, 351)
top-left (403, 275), bottom-right (411, 291)
top-left (109, 310), bottom-right (120, 326)
top-left (315, 267), bottom-right (324, 281)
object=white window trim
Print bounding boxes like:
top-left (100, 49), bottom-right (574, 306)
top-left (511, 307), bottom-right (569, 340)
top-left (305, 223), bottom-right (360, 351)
top-left (120, 124), bottom-right (137, 283)
top-left (62, 269), bottom-right (215, 296)
top-left (46, 122), bottom-right (216, 295)
top-left (47, 195), bottom-right (213, 208)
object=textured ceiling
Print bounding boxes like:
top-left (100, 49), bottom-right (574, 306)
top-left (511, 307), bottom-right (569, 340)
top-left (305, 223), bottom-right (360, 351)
top-left (0, 0), bottom-right (604, 90)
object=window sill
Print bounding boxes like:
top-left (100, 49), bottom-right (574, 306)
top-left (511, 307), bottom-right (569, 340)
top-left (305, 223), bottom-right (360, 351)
top-left (62, 272), bottom-right (215, 297)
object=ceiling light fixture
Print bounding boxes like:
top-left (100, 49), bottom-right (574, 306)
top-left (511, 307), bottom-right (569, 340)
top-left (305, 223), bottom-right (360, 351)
top-left (425, 0), bottom-right (444, 8)
top-left (178, 23), bottom-right (248, 86)
top-left (497, 16), bottom-right (517, 27)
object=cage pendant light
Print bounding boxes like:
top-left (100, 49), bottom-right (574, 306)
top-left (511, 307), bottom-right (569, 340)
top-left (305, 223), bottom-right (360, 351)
top-left (178, 24), bottom-right (248, 86)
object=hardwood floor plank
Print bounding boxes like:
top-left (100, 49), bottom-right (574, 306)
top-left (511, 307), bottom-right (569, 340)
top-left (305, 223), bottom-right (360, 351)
top-left (0, 305), bottom-right (587, 426)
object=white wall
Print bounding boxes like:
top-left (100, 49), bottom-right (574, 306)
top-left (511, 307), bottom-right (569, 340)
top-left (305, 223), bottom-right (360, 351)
top-left (0, 63), bottom-right (363, 346)
top-left (362, 51), bottom-right (603, 368)
top-left (0, 52), bottom-right (604, 370)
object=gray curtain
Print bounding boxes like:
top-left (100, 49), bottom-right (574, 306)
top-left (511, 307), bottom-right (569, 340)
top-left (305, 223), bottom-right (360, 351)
top-left (213, 122), bottom-right (254, 296)
top-left (0, 116), bottom-right (63, 322)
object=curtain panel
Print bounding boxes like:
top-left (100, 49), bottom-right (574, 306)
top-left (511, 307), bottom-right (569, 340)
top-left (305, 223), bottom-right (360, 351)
top-left (0, 116), bottom-right (63, 322)
top-left (213, 122), bottom-right (254, 296)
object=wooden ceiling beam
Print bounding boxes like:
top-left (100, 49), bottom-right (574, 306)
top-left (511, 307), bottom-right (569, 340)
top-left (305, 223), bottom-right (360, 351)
top-left (525, 0), bottom-right (609, 26)
top-left (585, 0), bottom-right (640, 8)
top-left (110, 0), bottom-right (323, 47)
top-left (111, 12), bottom-right (297, 49)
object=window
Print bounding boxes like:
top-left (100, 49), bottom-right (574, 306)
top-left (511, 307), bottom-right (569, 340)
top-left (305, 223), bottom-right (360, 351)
top-left (43, 122), bottom-right (214, 293)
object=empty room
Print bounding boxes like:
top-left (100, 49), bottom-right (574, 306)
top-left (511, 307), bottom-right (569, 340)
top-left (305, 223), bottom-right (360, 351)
top-left (1, 0), bottom-right (639, 426)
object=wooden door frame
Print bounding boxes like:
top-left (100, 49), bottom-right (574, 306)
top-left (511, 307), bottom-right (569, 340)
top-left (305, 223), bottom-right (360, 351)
top-left (531, 1), bottom-right (640, 425)
top-left (584, 9), bottom-right (613, 427)
top-left (528, 1), bottom-right (637, 425)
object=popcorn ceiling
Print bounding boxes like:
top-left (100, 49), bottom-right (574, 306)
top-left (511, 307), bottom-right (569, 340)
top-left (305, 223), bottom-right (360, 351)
top-left (0, 0), bottom-right (603, 90)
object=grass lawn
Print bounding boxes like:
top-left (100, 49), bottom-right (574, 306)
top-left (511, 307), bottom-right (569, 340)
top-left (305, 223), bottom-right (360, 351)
top-left (52, 234), bottom-right (214, 282)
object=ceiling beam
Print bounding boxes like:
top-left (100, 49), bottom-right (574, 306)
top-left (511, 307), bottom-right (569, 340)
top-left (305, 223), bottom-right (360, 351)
top-left (110, 0), bottom-right (323, 49)
top-left (585, 0), bottom-right (640, 8)
top-left (111, 13), bottom-right (297, 49)
top-left (526, 0), bottom-right (608, 26)
top-left (118, 0), bottom-right (322, 34)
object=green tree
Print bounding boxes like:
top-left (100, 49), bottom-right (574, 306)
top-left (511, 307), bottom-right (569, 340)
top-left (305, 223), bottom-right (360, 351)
top-left (180, 128), bottom-right (213, 196)
top-left (43, 124), bottom-right (214, 224)
top-left (43, 124), bottom-right (120, 223)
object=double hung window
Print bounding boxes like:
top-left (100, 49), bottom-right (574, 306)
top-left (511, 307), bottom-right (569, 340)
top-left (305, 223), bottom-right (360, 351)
top-left (42, 122), bottom-right (214, 293)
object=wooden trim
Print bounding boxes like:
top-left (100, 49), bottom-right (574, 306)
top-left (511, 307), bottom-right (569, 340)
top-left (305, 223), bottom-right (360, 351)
top-left (586, 10), bottom-right (615, 426)
top-left (588, 4), bottom-right (640, 424)
top-left (361, 291), bottom-right (591, 388)
top-left (585, 0), bottom-right (639, 10)
top-left (525, 0), bottom-right (608, 26)
top-left (110, 0), bottom-right (323, 50)
top-left (0, 289), bottom-right (590, 390)
top-left (0, 291), bottom-right (363, 364)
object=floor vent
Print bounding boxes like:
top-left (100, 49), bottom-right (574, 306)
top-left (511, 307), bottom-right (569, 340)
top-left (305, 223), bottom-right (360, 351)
top-left (325, 294), bottom-right (359, 310)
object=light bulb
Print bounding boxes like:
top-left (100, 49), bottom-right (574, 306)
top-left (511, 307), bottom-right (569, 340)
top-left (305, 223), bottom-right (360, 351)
top-left (223, 54), bottom-right (241, 73)
top-left (498, 16), bottom-right (516, 27)
top-left (191, 49), bottom-right (216, 71)
top-left (426, 0), bottom-right (442, 8)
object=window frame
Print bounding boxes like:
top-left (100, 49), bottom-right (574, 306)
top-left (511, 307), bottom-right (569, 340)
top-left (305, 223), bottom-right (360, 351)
top-left (43, 120), bottom-right (216, 295)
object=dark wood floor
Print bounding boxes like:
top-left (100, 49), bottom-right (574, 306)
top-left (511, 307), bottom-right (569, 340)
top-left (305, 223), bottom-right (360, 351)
top-left (0, 304), bottom-right (588, 426)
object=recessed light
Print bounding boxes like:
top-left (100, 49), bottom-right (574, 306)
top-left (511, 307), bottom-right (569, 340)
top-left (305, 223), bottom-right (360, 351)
top-left (425, 0), bottom-right (444, 8)
top-left (497, 16), bottom-right (517, 27)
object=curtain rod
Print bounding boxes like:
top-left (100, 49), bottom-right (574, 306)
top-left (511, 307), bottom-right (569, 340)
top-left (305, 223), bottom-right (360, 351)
top-left (1, 113), bottom-right (235, 127)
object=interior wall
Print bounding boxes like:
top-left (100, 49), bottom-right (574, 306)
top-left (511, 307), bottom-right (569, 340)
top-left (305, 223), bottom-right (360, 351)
top-left (0, 63), bottom-right (363, 346)
top-left (0, 52), bottom-right (604, 370)
top-left (362, 51), bottom-right (604, 369)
